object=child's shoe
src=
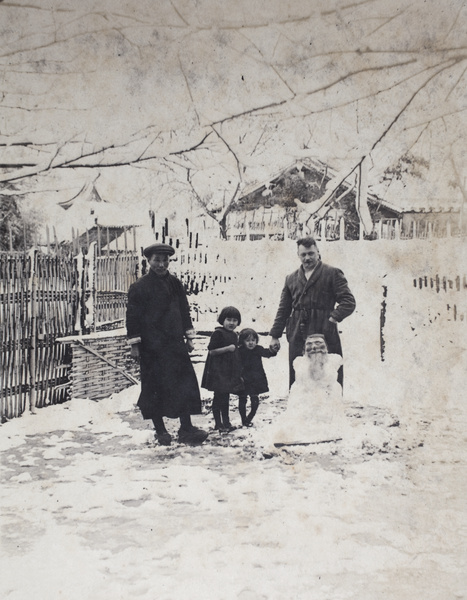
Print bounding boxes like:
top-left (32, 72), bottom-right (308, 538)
top-left (222, 423), bottom-right (237, 433)
top-left (178, 426), bottom-right (208, 445)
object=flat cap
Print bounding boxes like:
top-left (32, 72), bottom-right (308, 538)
top-left (306, 334), bottom-right (326, 341)
top-left (143, 243), bottom-right (175, 258)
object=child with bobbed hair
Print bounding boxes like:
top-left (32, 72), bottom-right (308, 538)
top-left (201, 306), bottom-right (244, 432)
top-left (237, 327), bottom-right (277, 427)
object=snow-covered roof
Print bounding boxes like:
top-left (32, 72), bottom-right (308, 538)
top-left (239, 158), bottom-right (327, 198)
top-left (52, 183), bottom-right (148, 242)
top-left (58, 182), bottom-right (106, 210)
top-left (238, 158), bottom-right (402, 215)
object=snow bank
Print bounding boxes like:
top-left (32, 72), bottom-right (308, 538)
top-left (1, 237), bottom-right (466, 600)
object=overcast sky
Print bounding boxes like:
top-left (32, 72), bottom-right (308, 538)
top-left (1, 0), bottom-right (466, 225)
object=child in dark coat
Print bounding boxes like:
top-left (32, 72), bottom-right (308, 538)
top-left (237, 328), bottom-right (277, 427)
top-left (201, 306), bottom-right (244, 432)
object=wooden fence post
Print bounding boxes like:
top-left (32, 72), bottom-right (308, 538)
top-left (394, 220), bottom-right (400, 240)
top-left (97, 224), bottom-right (101, 256)
top-left (88, 242), bottom-right (97, 332)
top-left (74, 250), bottom-right (85, 334)
top-left (53, 226), bottom-right (59, 254)
top-left (29, 249), bottom-right (37, 414)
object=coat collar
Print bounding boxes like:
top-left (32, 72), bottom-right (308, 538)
top-left (299, 260), bottom-right (323, 290)
top-left (147, 269), bottom-right (170, 280)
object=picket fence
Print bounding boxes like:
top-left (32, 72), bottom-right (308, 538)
top-left (2, 233), bottom-right (465, 419)
top-left (412, 272), bottom-right (467, 323)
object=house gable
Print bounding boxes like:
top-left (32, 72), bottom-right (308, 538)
top-left (229, 160), bottom-right (401, 240)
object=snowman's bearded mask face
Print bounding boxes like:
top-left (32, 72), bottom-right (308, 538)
top-left (304, 337), bottom-right (327, 357)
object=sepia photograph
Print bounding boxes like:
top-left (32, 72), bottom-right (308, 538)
top-left (1, 1), bottom-right (466, 599)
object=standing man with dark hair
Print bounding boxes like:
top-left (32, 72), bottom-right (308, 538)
top-left (126, 243), bottom-right (208, 446)
top-left (269, 237), bottom-right (355, 388)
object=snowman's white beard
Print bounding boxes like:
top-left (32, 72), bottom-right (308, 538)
top-left (307, 351), bottom-right (327, 379)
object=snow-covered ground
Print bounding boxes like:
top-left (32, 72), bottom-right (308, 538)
top-left (1, 238), bottom-right (466, 600)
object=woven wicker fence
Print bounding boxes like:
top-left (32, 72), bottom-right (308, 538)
top-left (95, 252), bottom-right (140, 328)
top-left (0, 251), bottom-right (78, 418)
top-left (59, 331), bottom-right (140, 401)
top-left (0, 248), bottom-right (140, 419)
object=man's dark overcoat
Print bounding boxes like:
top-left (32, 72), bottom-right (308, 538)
top-left (269, 261), bottom-right (355, 385)
top-left (126, 269), bottom-right (201, 419)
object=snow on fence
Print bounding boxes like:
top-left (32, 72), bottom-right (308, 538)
top-left (2, 235), bottom-right (465, 418)
top-left (0, 248), bottom-right (140, 419)
top-left (412, 273), bottom-right (467, 323)
top-left (0, 251), bottom-right (78, 419)
top-left (58, 330), bottom-right (140, 401)
top-left (226, 208), bottom-right (342, 242)
top-left (94, 251), bottom-right (140, 329)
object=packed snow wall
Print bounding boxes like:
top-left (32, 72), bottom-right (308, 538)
top-left (170, 236), bottom-right (466, 414)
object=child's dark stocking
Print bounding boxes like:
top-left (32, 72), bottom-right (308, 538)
top-left (238, 395), bottom-right (248, 425)
top-left (212, 392), bottom-right (224, 430)
top-left (212, 409), bottom-right (222, 429)
top-left (246, 395), bottom-right (259, 424)
top-left (218, 392), bottom-right (232, 429)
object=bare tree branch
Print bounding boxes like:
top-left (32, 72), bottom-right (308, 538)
top-left (405, 123), bottom-right (430, 154)
top-left (450, 154), bottom-right (467, 204)
top-left (445, 63), bottom-right (467, 100)
top-left (442, 3), bottom-right (466, 43)
top-left (168, 0), bottom-right (190, 27)
top-left (321, 0), bottom-right (380, 16)
top-left (211, 99), bottom-right (289, 127)
top-left (177, 54), bottom-right (201, 126)
top-left (1, 1), bottom-right (464, 221)
top-left (300, 58), bottom-right (417, 97)
top-left (234, 30), bottom-right (296, 98)
top-left (370, 57), bottom-right (462, 152)
top-left (403, 107), bottom-right (467, 132)
top-left (363, 6), bottom-right (411, 39)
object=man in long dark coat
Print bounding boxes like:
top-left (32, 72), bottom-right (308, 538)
top-left (269, 237), bottom-right (355, 387)
top-left (126, 243), bottom-right (208, 446)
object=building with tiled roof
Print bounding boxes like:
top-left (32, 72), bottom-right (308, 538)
top-left (226, 159), bottom-right (402, 241)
